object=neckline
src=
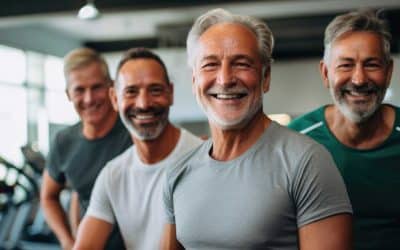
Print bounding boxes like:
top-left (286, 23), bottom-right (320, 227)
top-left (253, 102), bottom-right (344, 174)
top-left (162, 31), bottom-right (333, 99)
top-left (320, 104), bottom-right (399, 152)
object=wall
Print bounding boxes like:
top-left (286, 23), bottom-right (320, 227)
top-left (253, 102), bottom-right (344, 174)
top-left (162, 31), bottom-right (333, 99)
top-left (106, 49), bottom-right (400, 122)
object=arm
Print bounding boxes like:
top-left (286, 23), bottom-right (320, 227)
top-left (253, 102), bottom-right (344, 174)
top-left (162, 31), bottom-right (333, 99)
top-left (40, 170), bottom-right (74, 250)
top-left (69, 192), bottom-right (80, 237)
top-left (73, 216), bottom-right (113, 250)
top-left (160, 224), bottom-right (184, 250)
top-left (299, 213), bottom-right (352, 250)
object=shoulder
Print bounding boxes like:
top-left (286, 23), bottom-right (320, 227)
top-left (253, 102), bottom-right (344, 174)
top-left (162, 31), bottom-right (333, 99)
top-left (104, 145), bottom-right (135, 172)
top-left (288, 106), bottom-right (325, 133)
top-left (165, 138), bottom-right (208, 188)
top-left (54, 122), bottom-right (81, 141)
top-left (179, 129), bottom-right (203, 148)
top-left (265, 123), bottom-right (332, 172)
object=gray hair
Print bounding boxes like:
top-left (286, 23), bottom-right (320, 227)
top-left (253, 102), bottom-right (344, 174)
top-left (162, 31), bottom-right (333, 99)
top-left (187, 8), bottom-right (274, 69)
top-left (63, 47), bottom-right (111, 87)
top-left (323, 9), bottom-right (392, 63)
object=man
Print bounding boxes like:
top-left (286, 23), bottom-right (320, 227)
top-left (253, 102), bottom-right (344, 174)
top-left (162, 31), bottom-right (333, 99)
top-left (289, 10), bottom-right (400, 250)
top-left (162, 8), bottom-right (353, 250)
top-left (40, 48), bottom-right (131, 250)
top-left (73, 48), bottom-right (202, 250)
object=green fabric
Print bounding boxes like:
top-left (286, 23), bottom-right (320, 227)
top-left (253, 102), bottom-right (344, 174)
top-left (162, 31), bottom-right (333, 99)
top-left (289, 105), bottom-right (400, 250)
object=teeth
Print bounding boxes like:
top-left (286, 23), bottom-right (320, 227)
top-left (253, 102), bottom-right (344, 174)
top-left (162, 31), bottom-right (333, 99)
top-left (215, 94), bottom-right (243, 99)
top-left (135, 114), bottom-right (154, 120)
top-left (349, 91), bottom-right (369, 97)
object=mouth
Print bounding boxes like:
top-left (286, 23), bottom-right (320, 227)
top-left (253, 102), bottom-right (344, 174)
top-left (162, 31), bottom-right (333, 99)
top-left (127, 108), bottom-right (166, 123)
top-left (209, 93), bottom-right (248, 100)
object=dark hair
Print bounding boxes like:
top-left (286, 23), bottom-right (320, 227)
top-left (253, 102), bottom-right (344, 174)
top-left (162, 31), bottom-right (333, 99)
top-left (115, 47), bottom-right (170, 84)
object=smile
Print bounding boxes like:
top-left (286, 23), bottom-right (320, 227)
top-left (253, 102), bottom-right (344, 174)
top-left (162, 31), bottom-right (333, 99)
top-left (210, 93), bottom-right (247, 100)
top-left (134, 114), bottom-right (157, 120)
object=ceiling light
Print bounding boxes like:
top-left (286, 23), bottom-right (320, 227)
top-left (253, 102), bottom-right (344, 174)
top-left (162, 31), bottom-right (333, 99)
top-left (77, 1), bottom-right (100, 20)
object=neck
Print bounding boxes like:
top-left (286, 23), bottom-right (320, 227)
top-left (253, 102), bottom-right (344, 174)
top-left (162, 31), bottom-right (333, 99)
top-left (82, 111), bottom-right (118, 139)
top-left (132, 123), bottom-right (180, 164)
top-left (325, 104), bottom-right (395, 149)
top-left (210, 110), bottom-right (271, 161)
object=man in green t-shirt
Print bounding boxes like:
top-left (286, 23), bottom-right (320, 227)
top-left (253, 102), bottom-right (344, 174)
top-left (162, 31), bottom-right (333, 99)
top-left (289, 10), bottom-right (400, 250)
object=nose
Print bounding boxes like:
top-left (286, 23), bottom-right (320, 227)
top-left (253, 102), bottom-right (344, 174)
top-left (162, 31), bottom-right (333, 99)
top-left (352, 64), bottom-right (367, 86)
top-left (136, 90), bottom-right (151, 109)
top-left (216, 63), bottom-right (235, 87)
top-left (83, 89), bottom-right (94, 104)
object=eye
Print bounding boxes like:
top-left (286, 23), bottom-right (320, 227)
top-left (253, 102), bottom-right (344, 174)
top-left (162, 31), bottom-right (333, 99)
top-left (124, 87), bottom-right (138, 97)
top-left (149, 86), bottom-right (165, 96)
top-left (73, 87), bottom-right (84, 96)
top-left (201, 62), bottom-right (218, 70)
top-left (234, 61), bottom-right (251, 68)
top-left (337, 63), bottom-right (353, 71)
top-left (364, 62), bottom-right (381, 71)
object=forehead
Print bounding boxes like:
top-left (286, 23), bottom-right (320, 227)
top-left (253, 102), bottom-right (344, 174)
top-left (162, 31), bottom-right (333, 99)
top-left (117, 59), bottom-right (167, 87)
top-left (196, 23), bottom-right (260, 61)
top-left (67, 62), bottom-right (106, 87)
top-left (329, 31), bottom-right (385, 61)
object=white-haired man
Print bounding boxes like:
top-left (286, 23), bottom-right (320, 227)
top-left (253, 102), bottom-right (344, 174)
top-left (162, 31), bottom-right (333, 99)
top-left (162, 8), bottom-right (353, 250)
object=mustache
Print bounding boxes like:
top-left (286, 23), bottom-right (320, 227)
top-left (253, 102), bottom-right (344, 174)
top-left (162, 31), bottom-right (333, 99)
top-left (341, 82), bottom-right (380, 93)
top-left (206, 86), bottom-right (248, 95)
top-left (126, 106), bottom-right (167, 116)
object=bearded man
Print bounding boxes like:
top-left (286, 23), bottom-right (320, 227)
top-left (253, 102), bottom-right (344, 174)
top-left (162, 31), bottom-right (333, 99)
top-left (73, 48), bottom-right (202, 250)
top-left (289, 9), bottom-right (400, 250)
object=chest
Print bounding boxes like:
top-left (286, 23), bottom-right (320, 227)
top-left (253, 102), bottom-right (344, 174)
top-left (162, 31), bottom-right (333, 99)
top-left (173, 163), bottom-right (298, 248)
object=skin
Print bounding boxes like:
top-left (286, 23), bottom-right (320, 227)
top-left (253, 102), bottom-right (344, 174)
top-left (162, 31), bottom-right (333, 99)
top-left (40, 62), bottom-right (118, 250)
top-left (320, 31), bottom-right (394, 149)
top-left (162, 22), bottom-right (351, 250)
top-left (73, 58), bottom-right (181, 250)
top-left (69, 192), bottom-right (80, 238)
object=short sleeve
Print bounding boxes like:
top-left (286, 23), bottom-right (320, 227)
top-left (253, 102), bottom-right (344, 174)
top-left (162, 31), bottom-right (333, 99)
top-left (85, 165), bottom-right (115, 224)
top-left (163, 172), bottom-right (175, 224)
top-left (46, 134), bottom-right (66, 184)
top-left (292, 144), bottom-right (352, 227)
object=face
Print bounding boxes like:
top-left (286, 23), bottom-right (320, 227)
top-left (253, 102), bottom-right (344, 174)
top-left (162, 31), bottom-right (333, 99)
top-left (321, 31), bottom-right (393, 123)
top-left (66, 62), bottom-right (114, 127)
top-left (192, 23), bottom-right (270, 130)
top-left (111, 59), bottom-right (172, 141)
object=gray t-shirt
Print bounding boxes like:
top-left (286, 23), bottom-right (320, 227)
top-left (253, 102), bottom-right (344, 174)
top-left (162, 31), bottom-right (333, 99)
top-left (164, 122), bottom-right (352, 249)
top-left (86, 129), bottom-right (202, 250)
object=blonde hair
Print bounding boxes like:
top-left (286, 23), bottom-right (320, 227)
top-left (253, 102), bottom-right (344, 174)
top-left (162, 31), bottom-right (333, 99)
top-left (63, 48), bottom-right (111, 87)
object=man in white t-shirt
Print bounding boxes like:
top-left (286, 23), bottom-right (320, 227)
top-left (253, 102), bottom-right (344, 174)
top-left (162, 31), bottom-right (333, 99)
top-left (73, 48), bottom-right (202, 250)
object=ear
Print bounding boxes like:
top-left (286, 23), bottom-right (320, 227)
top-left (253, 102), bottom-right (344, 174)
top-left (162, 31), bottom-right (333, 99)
top-left (191, 71), bottom-right (196, 95)
top-left (65, 88), bottom-right (72, 101)
top-left (109, 87), bottom-right (119, 112)
top-left (319, 60), bottom-right (330, 89)
top-left (262, 66), bottom-right (271, 93)
top-left (385, 59), bottom-right (394, 88)
top-left (168, 82), bottom-right (174, 105)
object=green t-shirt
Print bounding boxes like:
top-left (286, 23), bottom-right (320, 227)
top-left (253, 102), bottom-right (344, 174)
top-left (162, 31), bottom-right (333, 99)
top-left (289, 104), bottom-right (400, 250)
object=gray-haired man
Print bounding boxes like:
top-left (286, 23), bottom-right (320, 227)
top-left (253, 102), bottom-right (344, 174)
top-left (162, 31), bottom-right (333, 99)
top-left (289, 10), bottom-right (400, 250)
top-left (162, 8), bottom-right (353, 250)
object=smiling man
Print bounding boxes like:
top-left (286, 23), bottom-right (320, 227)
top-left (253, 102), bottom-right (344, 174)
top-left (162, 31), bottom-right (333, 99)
top-left (41, 48), bottom-right (131, 250)
top-left (162, 9), bottom-right (352, 250)
top-left (289, 10), bottom-right (400, 250)
top-left (73, 48), bottom-right (202, 250)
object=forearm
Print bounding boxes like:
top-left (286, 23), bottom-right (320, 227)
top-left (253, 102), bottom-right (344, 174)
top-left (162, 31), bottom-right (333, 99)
top-left (73, 216), bottom-right (112, 250)
top-left (69, 192), bottom-right (80, 237)
top-left (41, 197), bottom-right (74, 248)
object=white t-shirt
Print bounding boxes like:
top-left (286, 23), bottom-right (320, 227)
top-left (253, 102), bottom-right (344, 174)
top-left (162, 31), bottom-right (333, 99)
top-left (86, 129), bottom-right (202, 250)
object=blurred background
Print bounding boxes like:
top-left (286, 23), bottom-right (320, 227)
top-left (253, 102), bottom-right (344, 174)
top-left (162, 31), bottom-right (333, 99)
top-left (0, 0), bottom-right (399, 248)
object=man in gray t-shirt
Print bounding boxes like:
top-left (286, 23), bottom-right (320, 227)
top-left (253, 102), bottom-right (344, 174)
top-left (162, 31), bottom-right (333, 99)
top-left (161, 8), bottom-right (353, 250)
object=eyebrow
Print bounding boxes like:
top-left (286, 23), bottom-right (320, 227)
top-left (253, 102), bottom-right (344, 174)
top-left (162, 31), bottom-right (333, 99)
top-left (199, 54), bottom-right (256, 63)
